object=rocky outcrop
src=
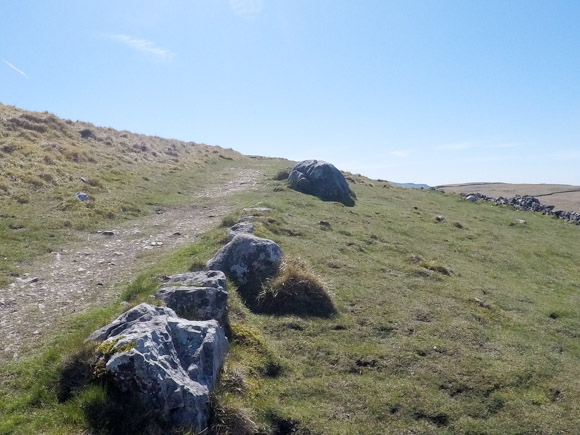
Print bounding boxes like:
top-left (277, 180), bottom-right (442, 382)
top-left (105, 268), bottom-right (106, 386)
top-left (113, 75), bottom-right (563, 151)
top-left (88, 303), bottom-right (228, 433)
top-left (462, 193), bottom-right (580, 224)
top-left (156, 271), bottom-right (228, 323)
top-left (288, 160), bottom-right (356, 207)
top-left (206, 233), bottom-right (282, 285)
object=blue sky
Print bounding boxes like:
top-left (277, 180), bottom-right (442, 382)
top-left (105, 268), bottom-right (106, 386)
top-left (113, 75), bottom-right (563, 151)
top-left (1, 0), bottom-right (579, 185)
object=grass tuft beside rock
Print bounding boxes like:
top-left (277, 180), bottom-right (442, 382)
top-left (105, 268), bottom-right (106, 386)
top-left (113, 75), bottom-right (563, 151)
top-left (256, 258), bottom-right (336, 317)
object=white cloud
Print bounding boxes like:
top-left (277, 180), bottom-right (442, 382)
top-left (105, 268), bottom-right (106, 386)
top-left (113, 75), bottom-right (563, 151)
top-left (2, 59), bottom-right (29, 78)
top-left (229, 0), bottom-right (264, 17)
top-left (109, 34), bottom-right (174, 59)
top-left (435, 142), bottom-right (474, 151)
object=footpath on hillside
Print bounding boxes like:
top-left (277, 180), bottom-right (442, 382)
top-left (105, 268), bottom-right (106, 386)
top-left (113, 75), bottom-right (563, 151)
top-left (0, 167), bottom-right (263, 363)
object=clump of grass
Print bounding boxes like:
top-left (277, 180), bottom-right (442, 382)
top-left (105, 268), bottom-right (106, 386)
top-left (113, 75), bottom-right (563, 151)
top-left (221, 213), bottom-right (239, 228)
top-left (56, 343), bottom-right (97, 402)
top-left (256, 258), bottom-right (336, 317)
top-left (210, 399), bottom-right (257, 435)
top-left (273, 168), bottom-right (291, 181)
top-left (418, 259), bottom-right (453, 276)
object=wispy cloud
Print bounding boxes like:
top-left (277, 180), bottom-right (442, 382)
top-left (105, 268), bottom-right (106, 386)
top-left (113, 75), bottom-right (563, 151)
top-left (2, 59), bottom-right (29, 78)
top-left (390, 150), bottom-right (412, 158)
top-left (229, 0), bottom-right (264, 17)
top-left (109, 34), bottom-right (174, 59)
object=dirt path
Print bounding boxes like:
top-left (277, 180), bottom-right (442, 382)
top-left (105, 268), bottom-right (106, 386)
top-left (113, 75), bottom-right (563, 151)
top-left (0, 166), bottom-right (263, 363)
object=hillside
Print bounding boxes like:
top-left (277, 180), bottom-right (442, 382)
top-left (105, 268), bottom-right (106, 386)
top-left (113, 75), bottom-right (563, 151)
top-left (439, 182), bottom-right (580, 212)
top-left (0, 103), bottom-right (241, 287)
top-left (1, 106), bottom-right (580, 434)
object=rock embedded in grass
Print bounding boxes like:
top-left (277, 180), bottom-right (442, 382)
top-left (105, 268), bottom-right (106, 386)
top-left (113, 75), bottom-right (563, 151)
top-left (206, 234), bottom-right (282, 285)
top-left (227, 221), bottom-right (254, 241)
top-left (87, 303), bottom-right (228, 432)
top-left (73, 191), bottom-right (89, 201)
top-left (288, 160), bottom-right (356, 207)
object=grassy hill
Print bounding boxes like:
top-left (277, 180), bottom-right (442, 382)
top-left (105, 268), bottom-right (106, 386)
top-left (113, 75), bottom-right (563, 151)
top-left (1, 106), bottom-right (579, 434)
top-left (0, 103), bottom-right (241, 287)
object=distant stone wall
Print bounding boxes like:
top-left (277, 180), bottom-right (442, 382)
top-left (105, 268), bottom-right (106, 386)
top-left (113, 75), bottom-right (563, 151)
top-left (462, 193), bottom-right (580, 224)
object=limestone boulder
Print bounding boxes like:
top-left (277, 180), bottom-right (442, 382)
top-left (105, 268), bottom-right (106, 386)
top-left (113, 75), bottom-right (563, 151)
top-left (87, 303), bottom-right (228, 432)
top-left (206, 234), bottom-right (282, 285)
top-left (288, 160), bottom-right (356, 206)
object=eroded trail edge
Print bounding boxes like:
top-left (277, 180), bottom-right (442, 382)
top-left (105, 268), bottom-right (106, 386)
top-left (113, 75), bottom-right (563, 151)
top-left (0, 167), bottom-right (263, 362)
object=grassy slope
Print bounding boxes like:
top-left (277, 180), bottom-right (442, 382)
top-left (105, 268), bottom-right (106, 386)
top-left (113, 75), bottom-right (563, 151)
top-left (1, 107), bottom-right (579, 434)
top-left (0, 103), bottom-right (241, 286)
top-left (213, 177), bottom-right (580, 434)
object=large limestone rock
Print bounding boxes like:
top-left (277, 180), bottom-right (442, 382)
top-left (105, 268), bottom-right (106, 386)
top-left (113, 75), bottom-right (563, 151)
top-left (288, 160), bottom-right (356, 207)
top-left (206, 234), bottom-right (282, 285)
top-left (87, 303), bottom-right (228, 432)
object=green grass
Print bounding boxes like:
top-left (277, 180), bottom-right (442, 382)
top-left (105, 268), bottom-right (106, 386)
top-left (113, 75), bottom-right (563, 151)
top-left (207, 177), bottom-right (580, 434)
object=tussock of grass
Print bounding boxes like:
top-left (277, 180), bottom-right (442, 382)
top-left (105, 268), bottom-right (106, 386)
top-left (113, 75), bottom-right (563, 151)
top-left (256, 258), bottom-right (336, 317)
top-left (210, 399), bottom-right (257, 435)
top-left (273, 168), bottom-right (291, 181)
top-left (56, 343), bottom-right (97, 402)
top-left (418, 259), bottom-right (453, 276)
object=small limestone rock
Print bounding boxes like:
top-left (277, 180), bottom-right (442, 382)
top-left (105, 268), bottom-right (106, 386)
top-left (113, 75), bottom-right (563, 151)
top-left (207, 234), bottom-right (282, 285)
top-left (228, 222), bottom-right (254, 241)
top-left (74, 192), bottom-right (89, 202)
